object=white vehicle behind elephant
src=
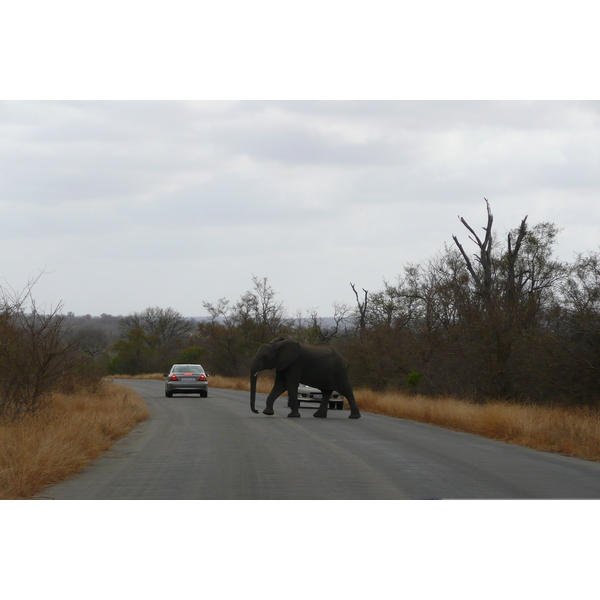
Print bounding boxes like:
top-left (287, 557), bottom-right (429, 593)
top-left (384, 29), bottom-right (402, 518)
top-left (291, 384), bottom-right (345, 410)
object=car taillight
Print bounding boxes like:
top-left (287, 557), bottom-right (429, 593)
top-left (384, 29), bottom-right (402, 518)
top-left (169, 374), bottom-right (179, 381)
top-left (199, 374), bottom-right (207, 381)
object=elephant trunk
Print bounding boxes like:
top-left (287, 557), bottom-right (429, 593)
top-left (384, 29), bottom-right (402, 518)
top-left (250, 371), bottom-right (259, 413)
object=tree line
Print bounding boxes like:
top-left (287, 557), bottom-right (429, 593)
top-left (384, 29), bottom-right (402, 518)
top-left (4, 199), bottom-right (600, 417)
top-left (344, 200), bottom-right (600, 405)
top-left (99, 200), bottom-right (600, 407)
top-left (102, 200), bottom-right (600, 404)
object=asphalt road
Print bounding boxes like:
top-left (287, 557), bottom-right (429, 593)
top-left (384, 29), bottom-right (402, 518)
top-left (42, 379), bottom-right (600, 499)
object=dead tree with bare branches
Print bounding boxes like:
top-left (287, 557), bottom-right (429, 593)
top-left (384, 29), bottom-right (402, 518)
top-left (451, 199), bottom-right (550, 397)
top-left (350, 283), bottom-right (369, 339)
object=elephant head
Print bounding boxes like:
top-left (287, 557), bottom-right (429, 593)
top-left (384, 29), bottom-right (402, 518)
top-left (250, 337), bottom-right (301, 414)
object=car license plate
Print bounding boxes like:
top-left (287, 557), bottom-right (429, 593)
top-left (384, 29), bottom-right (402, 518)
top-left (182, 377), bottom-right (195, 381)
top-left (313, 394), bottom-right (322, 399)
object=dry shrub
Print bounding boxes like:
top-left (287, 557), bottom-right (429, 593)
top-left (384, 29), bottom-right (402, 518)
top-left (0, 381), bottom-right (149, 499)
top-left (0, 280), bottom-right (82, 419)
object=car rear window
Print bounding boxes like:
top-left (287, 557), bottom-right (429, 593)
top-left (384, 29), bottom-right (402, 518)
top-left (173, 365), bottom-right (204, 373)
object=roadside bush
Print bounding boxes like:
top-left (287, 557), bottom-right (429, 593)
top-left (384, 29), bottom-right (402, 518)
top-left (0, 280), bottom-right (98, 419)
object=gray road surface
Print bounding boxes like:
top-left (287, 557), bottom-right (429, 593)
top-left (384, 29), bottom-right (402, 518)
top-left (42, 379), bottom-right (600, 499)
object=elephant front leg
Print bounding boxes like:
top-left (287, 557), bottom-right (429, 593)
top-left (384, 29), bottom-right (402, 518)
top-left (263, 377), bottom-right (287, 415)
top-left (286, 385), bottom-right (301, 418)
top-left (313, 391), bottom-right (332, 418)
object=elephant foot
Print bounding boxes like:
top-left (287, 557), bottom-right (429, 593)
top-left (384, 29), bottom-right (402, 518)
top-left (287, 411), bottom-right (301, 418)
top-left (263, 407), bottom-right (274, 415)
top-left (313, 410), bottom-right (328, 418)
top-left (348, 413), bottom-right (361, 419)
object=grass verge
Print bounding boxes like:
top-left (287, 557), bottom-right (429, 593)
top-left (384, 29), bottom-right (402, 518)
top-left (354, 388), bottom-right (600, 463)
top-left (109, 373), bottom-right (600, 462)
top-left (0, 381), bottom-right (150, 499)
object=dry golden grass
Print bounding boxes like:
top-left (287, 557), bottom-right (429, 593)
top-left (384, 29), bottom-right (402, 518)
top-left (354, 388), bottom-right (600, 462)
top-left (209, 374), bottom-right (276, 394)
top-left (0, 381), bottom-right (150, 499)
top-left (107, 374), bottom-right (600, 462)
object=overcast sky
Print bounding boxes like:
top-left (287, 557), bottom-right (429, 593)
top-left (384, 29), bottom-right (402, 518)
top-left (1, 100), bottom-right (600, 317)
top-left (2, 2), bottom-right (599, 319)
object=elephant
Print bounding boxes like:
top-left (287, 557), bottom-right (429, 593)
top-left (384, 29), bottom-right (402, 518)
top-left (250, 337), bottom-right (361, 419)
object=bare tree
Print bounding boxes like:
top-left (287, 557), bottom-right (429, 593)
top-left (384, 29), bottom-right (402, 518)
top-left (119, 307), bottom-right (193, 347)
top-left (0, 279), bottom-right (78, 417)
top-left (329, 301), bottom-right (352, 339)
top-left (450, 199), bottom-right (568, 397)
top-left (350, 283), bottom-right (369, 338)
top-left (74, 326), bottom-right (110, 361)
top-left (250, 275), bottom-right (286, 339)
top-left (453, 199), bottom-right (506, 304)
top-left (198, 277), bottom-right (290, 375)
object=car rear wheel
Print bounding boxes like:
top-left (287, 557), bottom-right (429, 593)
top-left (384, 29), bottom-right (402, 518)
top-left (165, 390), bottom-right (173, 398)
top-left (336, 401), bottom-right (344, 410)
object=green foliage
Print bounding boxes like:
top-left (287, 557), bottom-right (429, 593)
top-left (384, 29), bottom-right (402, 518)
top-left (406, 371), bottom-right (422, 387)
top-left (107, 307), bottom-right (199, 375)
top-left (175, 346), bottom-right (206, 365)
top-left (106, 327), bottom-right (158, 375)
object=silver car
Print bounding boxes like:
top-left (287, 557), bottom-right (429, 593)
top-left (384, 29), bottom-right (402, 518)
top-left (164, 364), bottom-right (208, 397)
top-left (294, 384), bottom-right (345, 410)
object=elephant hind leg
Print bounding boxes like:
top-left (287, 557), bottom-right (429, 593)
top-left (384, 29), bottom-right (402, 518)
top-left (334, 379), bottom-right (362, 419)
top-left (342, 389), bottom-right (361, 419)
top-left (313, 390), bottom-right (332, 418)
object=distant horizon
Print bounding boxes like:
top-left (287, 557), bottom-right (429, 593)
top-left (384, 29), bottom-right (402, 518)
top-left (64, 313), bottom-right (344, 323)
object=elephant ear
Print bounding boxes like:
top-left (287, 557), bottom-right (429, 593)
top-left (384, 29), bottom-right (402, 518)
top-left (274, 339), bottom-right (301, 371)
